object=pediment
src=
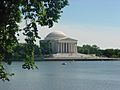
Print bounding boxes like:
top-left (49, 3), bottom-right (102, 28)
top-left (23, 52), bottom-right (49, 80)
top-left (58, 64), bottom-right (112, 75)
top-left (60, 37), bottom-right (77, 41)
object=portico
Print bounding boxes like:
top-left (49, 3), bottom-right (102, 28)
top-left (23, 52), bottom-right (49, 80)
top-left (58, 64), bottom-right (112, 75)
top-left (57, 39), bottom-right (77, 53)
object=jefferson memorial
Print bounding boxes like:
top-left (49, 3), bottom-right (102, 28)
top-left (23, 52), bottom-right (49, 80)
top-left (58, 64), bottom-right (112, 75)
top-left (41, 31), bottom-right (77, 54)
top-left (40, 31), bottom-right (99, 59)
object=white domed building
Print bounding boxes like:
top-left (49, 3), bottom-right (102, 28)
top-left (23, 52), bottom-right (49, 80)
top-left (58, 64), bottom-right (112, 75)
top-left (40, 31), bottom-right (77, 54)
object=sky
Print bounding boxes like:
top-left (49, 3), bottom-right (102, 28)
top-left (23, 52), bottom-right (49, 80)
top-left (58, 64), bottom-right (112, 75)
top-left (19, 0), bottom-right (120, 49)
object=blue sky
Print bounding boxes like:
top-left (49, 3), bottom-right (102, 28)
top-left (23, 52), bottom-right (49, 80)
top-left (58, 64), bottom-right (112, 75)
top-left (60, 0), bottom-right (120, 27)
top-left (19, 0), bottom-right (120, 49)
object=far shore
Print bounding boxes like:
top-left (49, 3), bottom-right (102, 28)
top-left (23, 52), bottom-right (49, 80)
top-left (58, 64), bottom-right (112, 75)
top-left (39, 58), bottom-right (120, 61)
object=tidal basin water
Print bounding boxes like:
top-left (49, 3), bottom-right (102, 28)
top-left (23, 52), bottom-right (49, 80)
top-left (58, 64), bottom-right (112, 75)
top-left (1, 61), bottom-right (120, 90)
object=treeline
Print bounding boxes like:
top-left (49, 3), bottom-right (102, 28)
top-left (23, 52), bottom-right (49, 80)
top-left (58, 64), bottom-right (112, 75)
top-left (9, 43), bottom-right (52, 60)
top-left (9, 43), bottom-right (41, 60)
top-left (8, 43), bottom-right (120, 59)
top-left (77, 45), bottom-right (120, 58)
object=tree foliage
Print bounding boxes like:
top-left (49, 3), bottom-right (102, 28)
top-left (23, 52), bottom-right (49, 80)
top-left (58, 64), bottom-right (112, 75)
top-left (77, 45), bottom-right (120, 58)
top-left (102, 49), bottom-right (120, 58)
top-left (40, 40), bottom-right (52, 56)
top-left (77, 45), bottom-right (100, 55)
top-left (10, 43), bottom-right (41, 60)
top-left (0, 0), bottom-right (68, 81)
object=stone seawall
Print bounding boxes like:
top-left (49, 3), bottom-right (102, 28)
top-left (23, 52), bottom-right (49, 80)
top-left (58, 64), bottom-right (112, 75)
top-left (35, 58), bottom-right (120, 61)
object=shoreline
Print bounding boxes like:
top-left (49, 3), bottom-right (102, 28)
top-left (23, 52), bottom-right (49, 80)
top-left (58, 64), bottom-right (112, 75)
top-left (11, 58), bottom-right (120, 61)
top-left (39, 58), bottom-right (120, 61)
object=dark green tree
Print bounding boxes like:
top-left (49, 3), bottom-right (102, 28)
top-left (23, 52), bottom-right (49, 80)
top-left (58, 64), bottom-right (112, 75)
top-left (10, 43), bottom-right (41, 60)
top-left (40, 40), bottom-right (52, 56)
top-left (77, 44), bottom-right (100, 55)
top-left (78, 45), bottom-right (120, 58)
top-left (102, 49), bottom-right (120, 58)
top-left (0, 0), bottom-right (68, 81)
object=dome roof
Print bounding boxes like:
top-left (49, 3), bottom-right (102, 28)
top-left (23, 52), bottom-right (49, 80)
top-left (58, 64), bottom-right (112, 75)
top-left (45, 31), bottom-right (66, 40)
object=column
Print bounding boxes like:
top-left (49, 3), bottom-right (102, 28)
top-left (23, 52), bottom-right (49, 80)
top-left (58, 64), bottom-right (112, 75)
top-left (61, 43), bottom-right (63, 53)
top-left (59, 43), bottom-right (61, 53)
top-left (66, 43), bottom-right (67, 53)
top-left (68, 43), bottom-right (69, 53)
top-left (75, 43), bottom-right (77, 53)
top-left (64, 43), bottom-right (66, 53)
top-left (61, 43), bottom-right (62, 53)
top-left (70, 43), bottom-right (72, 53)
top-left (57, 43), bottom-right (59, 53)
top-left (68, 43), bottom-right (70, 53)
top-left (74, 43), bottom-right (76, 53)
top-left (70, 43), bottom-right (71, 53)
top-left (63, 43), bottom-right (65, 53)
top-left (72, 43), bottom-right (74, 53)
top-left (62, 43), bottom-right (64, 53)
top-left (73, 43), bottom-right (75, 53)
top-left (65, 43), bottom-right (67, 53)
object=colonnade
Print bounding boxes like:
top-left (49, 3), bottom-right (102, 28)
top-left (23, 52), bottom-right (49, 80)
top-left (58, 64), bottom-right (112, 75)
top-left (57, 42), bottom-right (77, 53)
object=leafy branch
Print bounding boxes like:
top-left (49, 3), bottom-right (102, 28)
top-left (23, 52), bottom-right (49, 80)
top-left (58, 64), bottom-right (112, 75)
top-left (0, 0), bottom-right (68, 81)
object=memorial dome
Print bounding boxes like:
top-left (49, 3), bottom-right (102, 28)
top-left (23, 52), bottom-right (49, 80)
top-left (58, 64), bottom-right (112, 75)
top-left (45, 31), bottom-right (66, 40)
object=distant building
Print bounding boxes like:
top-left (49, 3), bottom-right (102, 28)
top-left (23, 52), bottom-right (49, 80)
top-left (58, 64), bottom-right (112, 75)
top-left (40, 31), bottom-right (77, 54)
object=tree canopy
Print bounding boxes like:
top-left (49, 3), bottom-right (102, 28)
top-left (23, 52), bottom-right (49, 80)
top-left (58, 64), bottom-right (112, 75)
top-left (0, 0), bottom-right (68, 81)
top-left (77, 45), bottom-right (100, 55)
top-left (77, 45), bottom-right (120, 58)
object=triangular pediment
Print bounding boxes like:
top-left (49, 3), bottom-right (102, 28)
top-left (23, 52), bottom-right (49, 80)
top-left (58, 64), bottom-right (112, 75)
top-left (60, 37), bottom-right (77, 41)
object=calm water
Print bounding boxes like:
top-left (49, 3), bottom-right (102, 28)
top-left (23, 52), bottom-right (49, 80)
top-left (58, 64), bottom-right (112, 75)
top-left (0, 61), bottom-right (120, 90)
